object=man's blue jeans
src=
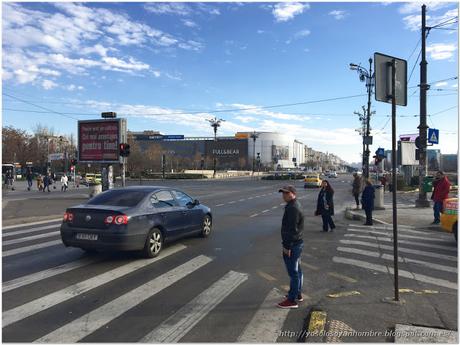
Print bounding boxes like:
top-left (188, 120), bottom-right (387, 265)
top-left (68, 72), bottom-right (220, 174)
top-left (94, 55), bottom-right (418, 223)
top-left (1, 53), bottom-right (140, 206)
top-left (433, 201), bottom-right (443, 222)
top-left (283, 242), bottom-right (303, 302)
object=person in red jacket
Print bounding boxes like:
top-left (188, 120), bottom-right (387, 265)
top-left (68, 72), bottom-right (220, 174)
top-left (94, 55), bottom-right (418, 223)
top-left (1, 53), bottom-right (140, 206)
top-left (431, 171), bottom-right (451, 224)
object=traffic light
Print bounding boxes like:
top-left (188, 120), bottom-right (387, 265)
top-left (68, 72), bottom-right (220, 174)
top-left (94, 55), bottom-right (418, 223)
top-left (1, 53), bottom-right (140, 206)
top-left (71, 159), bottom-right (78, 166)
top-left (119, 143), bottom-right (130, 157)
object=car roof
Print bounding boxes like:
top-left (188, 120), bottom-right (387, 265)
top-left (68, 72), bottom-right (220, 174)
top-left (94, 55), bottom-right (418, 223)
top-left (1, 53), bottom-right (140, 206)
top-left (109, 186), bottom-right (178, 193)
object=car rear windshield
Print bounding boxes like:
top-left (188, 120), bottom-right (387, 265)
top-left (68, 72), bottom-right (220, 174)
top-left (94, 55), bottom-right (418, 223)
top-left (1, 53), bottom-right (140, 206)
top-left (87, 190), bottom-right (148, 207)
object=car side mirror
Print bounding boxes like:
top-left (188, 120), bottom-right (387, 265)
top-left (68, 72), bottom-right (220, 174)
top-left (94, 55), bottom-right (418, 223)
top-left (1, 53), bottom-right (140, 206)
top-left (194, 199), bottom-right (200, 206)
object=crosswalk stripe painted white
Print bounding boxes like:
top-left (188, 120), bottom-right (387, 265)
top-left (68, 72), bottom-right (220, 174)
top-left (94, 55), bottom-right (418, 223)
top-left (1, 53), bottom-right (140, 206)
top-left (2, 219), bottom-right (61, 230)
top-left (337, 247), bottom-right (457, 274)
top-left (2, 224), bottom-right (59, 238)
top-left (340, 240), bottom-right (457, 262)
top-left (2, 240), bottom-right (63, 258)
top-left (35, 254), bottom-right (212, 343)
top-left (348, 224), bottom-right (453, 238)
top-left (344, 234), bottom-right (457, 252)
top-left (2, 244), bottom-right (186, 327)
top-left (2, 231), bottom-right (60, 246)
top-left (2, 257), bottom-right (99, 293)
top-left (347, 228), bottom-right (453, 243)
top-left (141, 270), bottom-right (248, 343)
top-left (348, 224), bottom-right (415, 230)
top-left (332, 257), bottom-right (457, 290)
top-left (237, 288), bottom-right (289, 343)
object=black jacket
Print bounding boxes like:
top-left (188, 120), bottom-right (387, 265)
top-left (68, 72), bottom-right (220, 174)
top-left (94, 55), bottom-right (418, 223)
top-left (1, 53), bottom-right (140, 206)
top-left (281, 199), bottom-right (304, 249)
top-left (361, 185), bottom-right (375, 210)
top-left (316, 188), bottom-right (335, 216)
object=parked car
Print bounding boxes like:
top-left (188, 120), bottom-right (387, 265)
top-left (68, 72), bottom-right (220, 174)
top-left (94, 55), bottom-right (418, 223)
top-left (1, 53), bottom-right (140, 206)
top-left (60, 186), bottom-right (212, 257)
top-left (441, 197), bottom-right (458, 242)
top-left (83, 173), bottom-right (102, 185)
top-left (304, 174), bottom-right (322, 188)
top-left (327, 172), bottom-right (338, 178)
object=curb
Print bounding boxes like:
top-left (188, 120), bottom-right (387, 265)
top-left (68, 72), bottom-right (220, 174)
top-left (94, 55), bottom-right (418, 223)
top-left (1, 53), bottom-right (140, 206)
top-left (344, 208), bottom-right (388, 225)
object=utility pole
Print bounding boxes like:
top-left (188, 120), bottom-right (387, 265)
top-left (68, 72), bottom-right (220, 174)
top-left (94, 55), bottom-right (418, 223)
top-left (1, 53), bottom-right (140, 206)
top-left (365, 58), bottom-right (373, 180)
top-left (354, 108), bottom-right (367, 172)
top-left (416, 4), bottom-right (430, 208)
top-left (250, 131), bottom-right (259, 176)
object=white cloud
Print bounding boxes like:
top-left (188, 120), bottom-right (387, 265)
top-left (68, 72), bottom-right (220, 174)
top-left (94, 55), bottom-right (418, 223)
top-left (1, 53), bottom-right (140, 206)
top-left (152, 71), bottom-right (161, 78)
top-left (229, 103), bottom-right (311, 121)
top-left (144, 2), bottom-right (220, 17)
top-left (399, 1), bottom-right (452, 15)
top-left (182, 19), bottom-right (198, 28)
top-left (257, 29), bottom-right (265, 34)
top-left (235, 116), bottom-right (258, 124)
top-left (426, 43), bottom-right (457, 60)
top-left (286, 29), bottom-right (311, 44)
top-left (435, 81), bottom-right (448, 87)
top-left (402, 7), bottom-right (458, 31)
top-left (452, 83), bottom-right (458, 88)
top-left (329, 10), bottom-right (348, 20)
top-left (272, 2), bottom-right (310, 22)
top-left (42, 79), bottom-right (58, 90)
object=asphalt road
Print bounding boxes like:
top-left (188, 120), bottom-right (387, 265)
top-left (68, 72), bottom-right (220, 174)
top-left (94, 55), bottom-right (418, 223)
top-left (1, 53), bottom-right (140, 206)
top-left (2, 175), bottom-right (457, 342)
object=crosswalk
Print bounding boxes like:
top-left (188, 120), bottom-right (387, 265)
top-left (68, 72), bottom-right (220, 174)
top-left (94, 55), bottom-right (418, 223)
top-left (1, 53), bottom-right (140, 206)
top-left (333, 223), bottom-right (458, 291)
top-left (2, 220), bottom-right (297, 342)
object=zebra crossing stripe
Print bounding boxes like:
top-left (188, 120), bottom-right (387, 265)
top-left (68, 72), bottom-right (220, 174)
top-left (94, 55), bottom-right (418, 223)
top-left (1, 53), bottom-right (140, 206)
top-left (348, 224), bottom-right (415, 230)
top-left (348, 224), bottom-right (452, 238)
top-left (3, 257), bottom-right (99, 293)
top-left (347, 228), bottom-right (453, 243)
top-left (2, 231), bottom-right (60, 246)
top-left (35, 254), bottom-right (213, 343)
top-left (2, 224), bottom-right (59, 238)
top-left (237, 288), bottom-right (289, 343)
top-left (2, 244), bottom-right (186, 328)
top-left (332, 257), bottom-right (457, 290)
top-left (340, 240), bottom-right (457, 262)
top-left (2, 240), bottom-right (63, 258)
top-left (141, 270), bottom-right (247, 343)
top-left (344, 234), bottom-right (457, 252)
top-left (2, 219), bottom-right (61, 230)
top-left (337, 247), bottom-right (457, 274)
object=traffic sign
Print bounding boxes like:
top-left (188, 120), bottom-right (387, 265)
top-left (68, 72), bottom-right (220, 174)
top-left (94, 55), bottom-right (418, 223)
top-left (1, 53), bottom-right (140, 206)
top-left (376, 147), bottom-right (385, 158)
top-left (374, 53), bottom-right (407, 106)
top-left (428, 128), bottom-right (439, 144)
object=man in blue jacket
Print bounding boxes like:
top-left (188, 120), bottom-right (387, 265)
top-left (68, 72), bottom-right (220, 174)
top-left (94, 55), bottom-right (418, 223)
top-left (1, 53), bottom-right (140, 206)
top-left (361, 179), bottom-right (375, 225)
top-left (277, 185), bottom-right (304, 309)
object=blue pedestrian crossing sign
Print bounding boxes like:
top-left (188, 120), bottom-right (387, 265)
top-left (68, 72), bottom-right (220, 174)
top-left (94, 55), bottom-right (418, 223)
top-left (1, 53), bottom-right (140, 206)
top-left (428, 128), bottom-right (439, 144)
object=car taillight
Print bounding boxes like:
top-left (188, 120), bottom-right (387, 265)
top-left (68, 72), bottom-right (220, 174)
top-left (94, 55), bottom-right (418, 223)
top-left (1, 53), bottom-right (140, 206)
top-left (63, 212), bottom-right (74, 223)
top-left (104, 214), bottom-right (128, 225)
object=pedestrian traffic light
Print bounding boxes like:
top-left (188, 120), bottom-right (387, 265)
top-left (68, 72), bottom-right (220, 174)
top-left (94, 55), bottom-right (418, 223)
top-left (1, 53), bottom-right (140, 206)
top-left (119, 143), bottom-right (130, 157)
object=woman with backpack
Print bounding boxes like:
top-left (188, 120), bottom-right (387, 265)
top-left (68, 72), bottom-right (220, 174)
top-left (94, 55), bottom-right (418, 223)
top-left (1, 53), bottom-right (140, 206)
top-left (315, 180), bottom-right (336, 232)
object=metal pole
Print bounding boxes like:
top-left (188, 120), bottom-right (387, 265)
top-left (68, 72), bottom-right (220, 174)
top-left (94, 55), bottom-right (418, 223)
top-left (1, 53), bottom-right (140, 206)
top-left (213, 126), bottom-right (217, 178)
top-left (122, 158), bottom-right (126, 187)
top-left (365, 58), bottom-right (373, 179)
top-left (390, 59), bottom-right (399, 302)
top-left (416, 4), bottom-right (430, 208)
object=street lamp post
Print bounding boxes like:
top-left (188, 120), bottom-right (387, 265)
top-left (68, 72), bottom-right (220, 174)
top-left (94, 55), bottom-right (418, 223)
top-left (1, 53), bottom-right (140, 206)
top-left (206, 117), bottom-right (225, 178)
top-left (350, 59), bottom-right (375, 179)
top-left (250, 131), bottom-right (259, 176)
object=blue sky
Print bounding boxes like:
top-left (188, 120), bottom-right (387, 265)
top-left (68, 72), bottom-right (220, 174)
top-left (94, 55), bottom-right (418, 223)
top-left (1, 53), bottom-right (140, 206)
top-left (2, 1), bottom-right (458, 163)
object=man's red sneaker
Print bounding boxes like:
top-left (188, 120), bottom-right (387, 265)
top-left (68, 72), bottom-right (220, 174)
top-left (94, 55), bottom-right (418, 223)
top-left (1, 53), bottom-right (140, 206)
top-left (277, 298), bottom-right (298, 309)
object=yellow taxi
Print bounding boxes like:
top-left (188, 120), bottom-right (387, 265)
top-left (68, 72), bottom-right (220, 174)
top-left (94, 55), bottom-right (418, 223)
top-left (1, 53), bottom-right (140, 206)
top-left (304, 174), bottom-right (322, 188)
top-left (84, 173), bottom-right (102, 185)
top-left (441, 198), bottom-right (458, 242)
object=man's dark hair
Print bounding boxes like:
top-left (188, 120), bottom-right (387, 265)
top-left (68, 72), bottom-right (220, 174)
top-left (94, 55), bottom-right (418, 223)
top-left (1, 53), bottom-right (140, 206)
top-left (437, 171), bottom-right (444, 175)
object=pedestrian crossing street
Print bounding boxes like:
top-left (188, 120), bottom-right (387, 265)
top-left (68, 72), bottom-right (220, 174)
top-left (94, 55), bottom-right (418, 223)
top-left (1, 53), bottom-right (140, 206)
top-left (333, 223), bottom-right (458, 291)
top-left (2, 221), bottom-right (297, 343)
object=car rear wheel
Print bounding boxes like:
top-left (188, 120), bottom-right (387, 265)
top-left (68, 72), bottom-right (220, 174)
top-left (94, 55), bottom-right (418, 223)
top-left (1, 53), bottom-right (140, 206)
top-left (143, 228), bottom-right (163, 258)
top-left (201, 215), bottom-right (212, 238)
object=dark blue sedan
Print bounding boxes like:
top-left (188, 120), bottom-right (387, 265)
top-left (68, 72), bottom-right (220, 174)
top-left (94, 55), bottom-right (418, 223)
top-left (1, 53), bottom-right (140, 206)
top-left (60, 186), bottom-right (212, 258)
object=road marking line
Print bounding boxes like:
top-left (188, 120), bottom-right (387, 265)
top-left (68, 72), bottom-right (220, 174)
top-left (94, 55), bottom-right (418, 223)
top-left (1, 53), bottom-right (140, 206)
top-left (215, 204), bottom-right (225, 207)
top-left (36, 254), bottom-right (213, 343)
top-left (327, 272), bottom-right (358, 283)
top-left (238, 288), bottom-right (290, 343)
top-left (280, 203), bottom-right (284, 206)
top-left (348, 224), bottom-right (452, 238)
top-left (347, 228), bottom-right (453, 243)
top-left (3, 257), bottom-right (99, 293)
top-left (2, 218), bottom-right (62, 230)
top-left (239, 199), bottom-right (245, 202)
top-left (247, 197), bottom-right (254, 200)
top-left (327, 291), bottom-right (361, 298)
top-left (2, 244), bottom-right (186, 327)
top-left (348, 223), bottom-right (414, 230)
top-left (2, 240), bottom-right (63, 258)
top-left (332, 256), bottom-right (457, 290)
top-left (261, 209), bottom-right (269, 213)
top-left (272, 206), bottom-right (278, 209)
top-left (141, 270), bottom-right (247, 343)
top-left (340, 240), bottom-right (457, 262)
top-left (229, 201), bottom-right (236, 204)
top-left (344, 234), bottom-right (457, 252)
top-left (250, 213), bottom-right (259, 218)
top-left (301, 262), bottom-right (319, 271)
top-left (2, 231), bottom-right (60, 246)
top-left (257, 270), bottom-right (277, 281)
top-left (2, 224), bottom-right (59, 238)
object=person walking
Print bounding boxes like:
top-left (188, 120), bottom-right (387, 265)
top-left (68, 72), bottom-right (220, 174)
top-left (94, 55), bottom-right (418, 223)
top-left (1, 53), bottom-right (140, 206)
top-left (361, 179), bottom-right (375, 226)
top-left (26, 169), bottom-right (33, 191)
top-left (277, 185), bottom-right (304, 309)
top-left (431, 171), bottom-right (451, 224)
top-left (61, 173), bottom-right (69, 192)
top-left (37, 174), bottom-right (43, 191)
top-left (43, 173), bottom-right (51, 193)
top-left (315, 180), bottom-right (336, 232)
top-left (352, 172), bottom-right (362, 209)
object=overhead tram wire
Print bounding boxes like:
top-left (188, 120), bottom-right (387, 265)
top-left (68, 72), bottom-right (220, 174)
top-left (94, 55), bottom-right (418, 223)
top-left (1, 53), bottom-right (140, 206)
top-left (429, 16), bottom-right (458, 30)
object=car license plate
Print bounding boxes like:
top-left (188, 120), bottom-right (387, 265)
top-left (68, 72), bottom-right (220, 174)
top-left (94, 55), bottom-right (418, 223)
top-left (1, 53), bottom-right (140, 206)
top-left (75, 233), bottom-right (98, 241)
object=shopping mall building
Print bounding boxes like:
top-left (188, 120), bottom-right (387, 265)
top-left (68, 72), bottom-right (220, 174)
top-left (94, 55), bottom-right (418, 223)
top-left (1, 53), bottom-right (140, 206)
top-left (129, 130), bottom-right (341, 171)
